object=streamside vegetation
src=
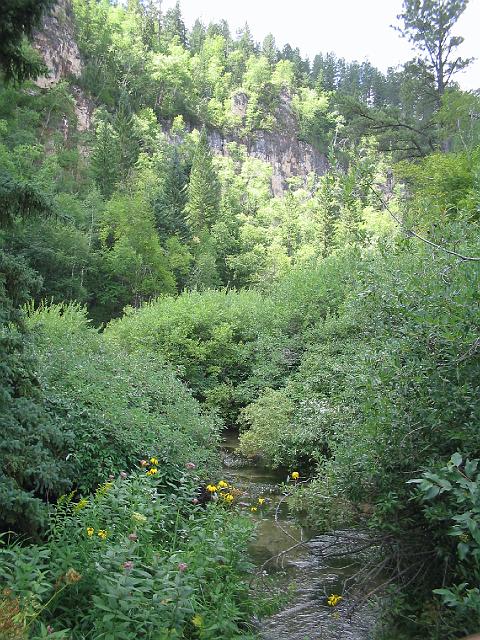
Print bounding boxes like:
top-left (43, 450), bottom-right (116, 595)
top-left (1, 0), bottom-right (480, 638)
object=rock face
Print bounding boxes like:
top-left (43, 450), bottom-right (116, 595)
top-left (32, 1), bottom-right (328, 191)
top-left (33, 0), bottom-right (82, 89)
top-left (208, 128), bottom-right (328, 196)
top-left (223, 89), bottom-right (328, 194)
top-left (33, 0), bottom-right (94, 132)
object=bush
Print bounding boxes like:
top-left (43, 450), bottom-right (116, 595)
top-left (28, 303), bottom-right (220, 490)
top-left (0, 461), bottom-right (257, 639)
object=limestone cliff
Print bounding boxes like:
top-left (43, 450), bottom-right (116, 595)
top-left (207, 127), bottom-right (328, 196)
top-left (32, 2), bottom-right (327, 191)
top-left (33, 0), bottom-right (92, 131)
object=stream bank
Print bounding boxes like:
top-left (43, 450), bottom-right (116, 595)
top-left (221, 430), bottom-right (380, 640)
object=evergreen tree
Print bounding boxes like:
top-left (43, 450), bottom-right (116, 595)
top-left (189, 19), bottom-right (206, 54)
top-left (0, 0), bottom-right (53, 82)
top-left (113, 101), bottom-right (140, 181)
top-left (153, 149), bottom-right (189, 239)
top-left (90, 118), bottom-right (121, 199)
top-left (162, 1), bottom-right (186, 46)
top-left (395, 0), bottom-right (472, 105)
top-left (184, 129), bottom-right (221, 234)
top-left (237, 23), bottom-right (256, 56)
top-left (262, 34), bottom-right (278, 66)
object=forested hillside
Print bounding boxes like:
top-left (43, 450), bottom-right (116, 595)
top-left (1, 0), bottom-right (479, 638)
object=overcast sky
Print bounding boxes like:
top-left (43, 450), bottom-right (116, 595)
top-left (161, 0), bottom-right (480, 90)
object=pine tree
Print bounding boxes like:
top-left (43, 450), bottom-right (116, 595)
top-left (262, 34), bottom-right (278, 66)
top-left (162, 1), bottom-right (186, 46)
top-left (153, 149), bottom-right (189, 239)
top-left (90, 118), bottom-right (121, 199)
top-left (395, 0), bottom-right (472, 105)
top-left (189, 19), bottom-right (206, 54)
top-left (0, 0), bottom-right (54, 82)
top-left (184, 129), bottom-right (221, 235)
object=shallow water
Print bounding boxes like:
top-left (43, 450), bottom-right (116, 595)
top-left (221, 430), bottom-right (379, 640)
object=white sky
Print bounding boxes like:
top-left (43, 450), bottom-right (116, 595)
top-left (161, 0), bottom-right (480, 90)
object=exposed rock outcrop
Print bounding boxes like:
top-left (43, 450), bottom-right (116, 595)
top-left (207, 128), bottom-right (328, 196)
top-left (32, 1), bottom-right (328, 191)
top-left (33, 0), bottom-right (82, 89)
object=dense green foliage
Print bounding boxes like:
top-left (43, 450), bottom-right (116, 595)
top-left (0, 463), bottom-right (258, 639)
top-left (0, 0), bottom-right (53, 82)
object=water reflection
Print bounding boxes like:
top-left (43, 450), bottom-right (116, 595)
top-left (221, 430), bottom-right (379, 640)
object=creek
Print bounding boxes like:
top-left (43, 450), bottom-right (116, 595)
top-left (221, 430), bottom-right (380, 640)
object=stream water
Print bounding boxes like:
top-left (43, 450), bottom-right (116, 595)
top-left (221, 430), bottom-right (379, 640)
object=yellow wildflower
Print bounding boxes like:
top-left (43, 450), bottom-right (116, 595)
top-left (97, 530), bottom-right (108, 540)
top-left (95, 481), bottom-right (113, 498)
top-left (327, 594), bottom-right (342, 607)
top-left (74, 498), bottom-right (88, 512)
top-left (224, 493), bottom-right (234, 503)
top-left (218, 480), bottom-right (228, 489)
top-left (291, 471), bottom-right (300, 480)
top-left (86, 527), bottom-right (94, 537)
top-left (132, 512), bottom-right (147, 524)
top-left (250, 506), bottom-right (257, 513)
top-left (150, 457), bottom-right (159, 466)
top-left (206, 484), bottom-right (217, 493)
top-left (258, 497), bottom-right (265, 505)
top-left (191, 614), bottom-right (203, 628)
top-left (146, 467), bottom-right (158, 476)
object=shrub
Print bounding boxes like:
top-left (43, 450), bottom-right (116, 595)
top-left (19, 303), bottom-right (220, 519)
top-left (0, 461), bottom-right (256, 639)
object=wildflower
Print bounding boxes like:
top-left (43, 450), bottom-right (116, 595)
top-left (250, 506), bottom-right (257, 513)
top-left (120, 471), bottom-right (128, 479)
top-left (140, 459), bottom-right (148, 467)
top-left (178, 562), bottom-right (188, 572)
top-left (123, 561), bottom-right (134, 571)
top-left (218, 480), bottom-right (228, 489)
top-left (258, 497), bottom-right (265, 505)
top-left (86, 527), bottom-right (94, 537)
top-left (108, 474), bottom-right (115, 480)
top-left (186, 462), bottom-right (196, 470)
top-left (192, 498), bottom-right (199, 505)
top-left (146, 467), bottom-right (158, 476)
top-left (64, 568), bottom-right (82, 584)
top-left (291, 471), bottom-right (300, 480)
top-left (206, 484), bottom-right (217, 493)
top-left (47, 626), bottom-right (54, 634)
top-left (97, 529), bottom-right (108, 540)
top-left (191, 614), bottom-right (203, 628)
top-left (327, 594), bottom-right (343, 607)
top-left (150, 457), bottom-right (159, 465)
top-left (132, 512), bottom-right (147, 524)
top-left (224, 493), bottom-right (234, 504)
top-left (74, 498), bottom-right (88, 512)
top-left (128, 532), bottom-right (138, 542)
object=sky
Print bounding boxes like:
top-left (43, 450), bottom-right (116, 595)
top-left (161, 0), bottom-right (480, 90)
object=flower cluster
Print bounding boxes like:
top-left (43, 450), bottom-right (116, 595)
top-left (208, 480), bottom-right (238, 505)
top-left (74, 497), bottom-right (88, 512)
top-left (327, 594), bottom-right (343, 607)
top-left (291, 471), bottom-right (300, 480)
top-left (140, 456), bottom-right (160, 477)
top-left (132, 511), bottom-right (147, 524)
top-left (95, 481), bottom-right (113, 498)
top-left (250, 496), bottom-right (266, 513)
top-left (86, 527), bottom-right (108, 540)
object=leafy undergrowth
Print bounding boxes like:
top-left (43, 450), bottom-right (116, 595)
top-left (0, 460), bottom-right (261, 640)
